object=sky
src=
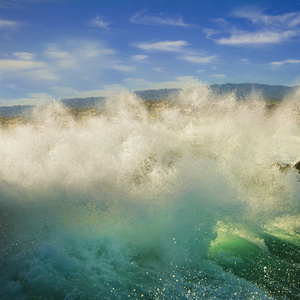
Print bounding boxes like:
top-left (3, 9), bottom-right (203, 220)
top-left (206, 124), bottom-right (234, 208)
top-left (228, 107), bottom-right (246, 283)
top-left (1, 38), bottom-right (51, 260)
top-left (0, 0), bottom-right (300, 106)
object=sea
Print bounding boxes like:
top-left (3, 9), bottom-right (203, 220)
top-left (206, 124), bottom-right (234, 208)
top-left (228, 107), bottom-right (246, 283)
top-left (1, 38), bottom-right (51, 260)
top-left (0, 85), bottom-right (299, 299)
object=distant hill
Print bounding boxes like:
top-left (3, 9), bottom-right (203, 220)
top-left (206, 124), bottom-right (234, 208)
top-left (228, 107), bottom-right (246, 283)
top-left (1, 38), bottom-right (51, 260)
top-left (134, 88), bottom-right (179, 101)
top-left (135, 83), bottom-right (298, 101)
top-left (0, 83), bottom-right (298, 117)
top-left (0, 105), bottom-right (33, 117)
top-left (0, 97), bottom-right (106, 117)
top-left (210, 83), bottom-right (297, 100)
top-left (61, 96), bottom-right (106, 108)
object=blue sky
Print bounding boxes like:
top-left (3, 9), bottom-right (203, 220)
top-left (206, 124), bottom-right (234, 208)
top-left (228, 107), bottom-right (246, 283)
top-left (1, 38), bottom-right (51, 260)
top-left (0, 0), bottom-right (300, 105)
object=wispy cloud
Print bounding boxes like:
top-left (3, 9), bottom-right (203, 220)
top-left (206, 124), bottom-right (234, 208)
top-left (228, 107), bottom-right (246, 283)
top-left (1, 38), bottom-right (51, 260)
top-left (130, 10), bottom-right (191, 28)
top-left (217, 30), bottom-right (296, 45)
top-left (233, 7), bottom-right (300, 28)
top-left (88, 16), bottom-right (110, 30)
top-left (112, 64), bottom-right (136, 72)
top-left (130, 55), bottom-right (148, 62)
top-left (13, 52), bottom-right (35, 60)
top-left (152, 67), bottom-right (163, 72)
top-left (134, 40), bottom-right (189, 52)
top-left (0, 40), bottom-right (117, 85)
top-left (45, 46), bottom-right (73, 60)
top-left (44, 41), bottom-right (115, 70)
top-left (0, 56), bottom-right (59, 82)
top-left (44, 45), bottom-right (76, 69)
top-left (0, 19), bottom-right (19, 28)
top-left (180, 54), bottom-right (218, 64)
top-left (0, 59), bottom-right (44, 72)
top-left (206, 7), bottom-right (300, 46)
top-left (270, 59), bottom-right (300, 66)
top-left (203, 28), bottom-right (220, 39)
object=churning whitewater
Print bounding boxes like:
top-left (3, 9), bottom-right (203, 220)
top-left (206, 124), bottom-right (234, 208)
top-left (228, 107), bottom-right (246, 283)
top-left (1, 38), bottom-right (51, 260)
top-left (0, 85), bottom-right (299, 299)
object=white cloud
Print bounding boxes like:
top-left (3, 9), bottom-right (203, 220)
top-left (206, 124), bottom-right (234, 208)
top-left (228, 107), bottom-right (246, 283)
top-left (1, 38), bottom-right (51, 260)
top-left (0, 19), bottom-right (19, 28)
top-left (134, 40), bottom-right (189, 52)
top-left (43, 41), bottom-right (116, 72)
top-left (213, 18), bottom-right (228, 26)
top-left (233, 7), bottom-right (300, 28)
top-left (206, 7), bottom-right (300, 47)
top-left (45, 47), bottom-right (72, 60)
top-left (130, 55), bottom-right (148, 61)
top-left (0, 40), bottom-right (118, 86)
top-left (180, 55), bottom-right (218, 64)
top-left (0, 51), bottom-right (60, 82)
top-left (112, 64), bottom-right (136, 72)
top-left (217, 30), bottom-right (296, 45)
top-left (88, 16), bottom-right (110, 30)
top-left (44, 46), bottom-right (76, 69)
top-left (45, 42), bottom-right (114, 62)
top-left (0, 59), bottom-right (44, 72)
top-left (152, 67), bottom-right (163, 72)
top-left (203, 28), bottom-right (220, 39)
top-left (13, 52), bottom-right (35, 60)
top-left (25, 68), bottom-right (59, 81)
top-left (76, 42), bottom-right (115, 58)
top-left (289, 14), bottom-right (300, 27)
top-left (130, 10), bottom-right (191, 28)
top-left (270, 59), bottom-right (300, 66)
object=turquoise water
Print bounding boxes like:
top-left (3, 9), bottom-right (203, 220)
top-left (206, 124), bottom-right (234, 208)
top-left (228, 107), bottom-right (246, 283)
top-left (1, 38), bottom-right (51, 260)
top-left (0, 86), bottom-right (299, 299)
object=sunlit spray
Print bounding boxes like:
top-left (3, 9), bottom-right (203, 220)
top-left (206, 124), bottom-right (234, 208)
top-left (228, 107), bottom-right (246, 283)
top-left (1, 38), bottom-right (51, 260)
top-left (0, 85), bottom-right (299, 299)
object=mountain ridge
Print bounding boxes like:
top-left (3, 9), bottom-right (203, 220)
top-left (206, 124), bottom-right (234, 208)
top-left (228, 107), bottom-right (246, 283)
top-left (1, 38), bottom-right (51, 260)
top-left (0, 83), bottom-right (298, 117)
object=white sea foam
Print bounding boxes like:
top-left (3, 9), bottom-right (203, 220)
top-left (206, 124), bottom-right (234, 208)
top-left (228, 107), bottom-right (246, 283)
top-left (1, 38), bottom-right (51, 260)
top-left (0, 85), bottom-right (299, 299)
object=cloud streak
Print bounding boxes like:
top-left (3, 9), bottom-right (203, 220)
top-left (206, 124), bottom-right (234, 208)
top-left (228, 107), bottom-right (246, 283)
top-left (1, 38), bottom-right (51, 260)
top-left (206, 7), bottom-right (300, 46)
top-left (0, 19), bottom-right (19, 28)
top-left (180, 54), bottom-right (218, 64)
top-left (0, 40), bottom-right (117, 85)
top-left (134, 40), bottom-right (189, 52)
top-left (130, 55), bottom-right (148, 62)
top-left (0, 59), bottom-right (44, 72)
top-left (270, 59), bottom-right (300, 66)
top-left (233, 7), bottom-right (300, 28)
top-left (13, 52), bottom-right (35, 60)
top-left (217, 30), bottom-right (296, 45)
top-left (88, 16), bottom-right (110, 30)
top-left (130, 10), bottom-right (191, 28)
top-left (112, 64), bottom-right (136, 72)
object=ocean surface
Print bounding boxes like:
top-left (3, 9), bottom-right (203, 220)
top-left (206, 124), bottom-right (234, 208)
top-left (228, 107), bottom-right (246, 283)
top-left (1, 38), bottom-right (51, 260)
top-left (0, 85), bottom-right (299, 299)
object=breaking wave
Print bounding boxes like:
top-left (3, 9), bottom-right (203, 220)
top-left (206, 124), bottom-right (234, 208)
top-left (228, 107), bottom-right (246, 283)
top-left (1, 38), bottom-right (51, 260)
top-left (0, 85), bottom-right (299, 299)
